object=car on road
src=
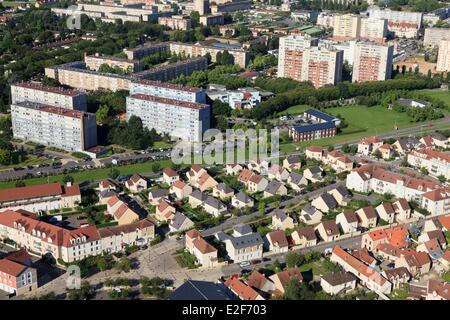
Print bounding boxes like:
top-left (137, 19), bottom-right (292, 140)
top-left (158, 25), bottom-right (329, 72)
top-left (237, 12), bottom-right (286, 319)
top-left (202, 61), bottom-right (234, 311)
top-left (239, 261), bottom-right (251, 268)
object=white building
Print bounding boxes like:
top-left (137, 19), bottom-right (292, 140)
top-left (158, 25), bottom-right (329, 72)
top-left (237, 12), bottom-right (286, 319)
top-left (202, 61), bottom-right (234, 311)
top-left (130, 79), bottom-right (206, 103)
top-left (11, 82), bottom-right (87, 111)
top-left (126, 93), bottom-right (210, 142)
top-left (352, 41), bottom-right (394, 83)
top-left (437, 39), bottom-right (450, 72)
top-left (407, 148), bottom-right (450, 179)
top-left (11, 102), bottom-right (97, 152)
top-left (367, 7), bottom-right (423, 39)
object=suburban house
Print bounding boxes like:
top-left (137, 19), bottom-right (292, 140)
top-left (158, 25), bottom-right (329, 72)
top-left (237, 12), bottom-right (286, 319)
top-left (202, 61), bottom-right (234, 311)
top-left (311, 193), bottom-right (338, 213)
top-left (382, 267), bottom-right (410, 290)
top-left (106, 197), bottom-right (140, 226)
top-left (287, 172), bottom-right (308, 192)
top-left (247, 158), bottom-right (270, 174)
top-left (212, 183), bottom-right (235, 200)
top-left (226, 163), bottom-right (243, 176)
top-left (376, 202), bottom-right (396, 224)
top-left (187, 164), bottom-right (207, 185)
top-left (185, 229), bottom-right (218, 268)
top-left (263, 181), bottom-right (287, 198)
top-left (247, 174), bottom-right (269, 193)
top-left (197, 172), bottom-right (219, 192)
top-left (272, 209), bottom-right (295, 231)
top-left (98, 179), bottom-right (119, 193)
top-left (330, 246), bottom-right (392, 294)
top-left (238, 169), bottom-right (254, 186)
top-left (320, 271), bottom-right (357, 295)
top-left (355, 206), bottom-right (378, 229)
top-left (0, 250), bottom-right (38, 296)
top-left (303, 166), bottom-right (323, 182)
top-left (155, 199), bottom-right (176, 222)
top-left (336, 210), bottom-right (359, 234)
top-left (395, 249), bottom-right (431, 276)
top-left (268, 165), bottom-right (290, 181)
top-left (264, 230), bottom-right (289, 253)
top-left (148, 189), bottom-right (169, 205)
top-left (392, 199), bottom-right (412, 222)
top-left (269, 268), bottom-right (303, 295)
top-left (417, 238), bottom-right (444, 260)
top-left (421, 187), bottom-right (450, 216)
top-left (189, 190), bottom-right (208, 208)
top-left (0, 182), bottom-right (81, 213)
top-left (305, 146), bottom-right (326, 161)
top-left (162, 167), bottom-right (180, 186)
top-left (378, 144), bottom-right (394, 159)
top-left (420, 134), bottom-right (449, 149)
top-left (392, 137), bottom-right (423, 155)
top-left (291, 227), bottom-right (317, 248)
top-left (357, 136), bottom-right (383, 155)
top-left (247, 271), bottom-right (276, 295)
top-left (169, 212), bottom-right (194, 233)
top-left (362, 226), bottom-right (409, 252)
top-left (124, 174), bottom-right (147, 193)
top-left (325, 150), bottom-right (353, 172)
top-left (231, 192), bottom-right (254, 209)
top-left (222, 232), bottom-right (263, 263)
top-left (224, 276), bottom-right (265, 300)
top-left (315, 220), bottom-right (340, 242)
top-left (327, 186), bottom-right (351, 206)
top-left (283, 154), bottom-right (302, 171)
top-left (169, 180), bottom-right (193, 200)
top-left (203, 196), bottom-right (227, 217)
top-left (300, 204), bottom-right (323, 225)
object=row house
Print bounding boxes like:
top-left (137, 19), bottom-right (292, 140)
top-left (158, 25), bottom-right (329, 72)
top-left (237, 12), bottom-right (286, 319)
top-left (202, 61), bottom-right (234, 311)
top-left (357, 136), bottom-right (383, 155)
top-left (106, 196), bottom-right (140, 225)
top-left (407, 148), bottom-right (450, 179)
top-left (185, 229), bottom-right (218, 268)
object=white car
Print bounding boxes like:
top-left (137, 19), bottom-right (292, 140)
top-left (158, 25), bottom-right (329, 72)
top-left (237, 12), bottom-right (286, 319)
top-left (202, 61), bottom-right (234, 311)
top-left (239, 261), bottom-right (251, 268)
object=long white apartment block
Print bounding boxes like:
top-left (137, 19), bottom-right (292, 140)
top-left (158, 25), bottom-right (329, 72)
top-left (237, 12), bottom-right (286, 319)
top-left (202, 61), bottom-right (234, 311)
top-left (11, 102), bottom-right (97, 152)
top-left (11, 82), bottom-right (87, 111)
top-left (130, 80), bottom-right (206, 103)
top-left (126, 93), bottom-right (210, 142)
top-left (367, 7), bottom-right (422, 39)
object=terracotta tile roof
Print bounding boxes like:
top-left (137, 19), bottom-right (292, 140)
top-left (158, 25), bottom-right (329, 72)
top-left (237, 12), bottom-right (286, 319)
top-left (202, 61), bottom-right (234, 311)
top-left (0, 259), bottom-right (28, 277)
top-left (442, 250), bottom-right (450, 262)
top-left (352, 248), bottom-right (376, 265)
top-left (272, 268), bottom-right (303, 290)
top-left (107, 195), bottom-right (121, 207)
top-left (157, 199), bottom-right (174, 213)
top-left (295, 227), bottom-right (317, 241)
top-left (4, 249), bottom-right (32, 265)
top-left (420, 135), bottom-right (433, 147)
top-left (266, 230), bottom-right (289, 248)
top-left (191, 164), bottom-right (204, 173)
top-left (186, 229), bottom-right (201, 239)
top-left (400, 249), bottom-right (430, 268)
top-left (384, 267), bottom-right (410, 280)
top-left (238, 169), bottom-right (254, 183)
top-left (413, 148), bottom-right (450, 163)
top-left (376, 243), bottom-right (402, 257)
top-left (422, 188), bottom-right (450, 202)
top-left (0, 182), bottom-right (79, 203)
top-left (320, 220), bottom-right (339, 236)
top-left (306, 146), bottom-right (325, 153)
top-left (427, 279), bottom-right (450, 300)
top-left (249, 174), bottom-right (264, 184)
top-left (198, 172), bottom-right (214, 187)
top-left (171, 180), bottom-right (187, 190)
top-left (163, 167), bottom-right (178, 177)
top-left (438, 215), bottom-right (450, 230)
top-left (385, 226), bottom-right (409, 248)
top-left (128, 174), bottom-right (145, 185)
top-left (193, 237), bottom-right (217, 254)
top-left (225, 277), bottom-right (261, 300)
top-left (358, 206), bottom-right (377, 219)
top-left (98, 219), bottom-right (154, 237)
top-left (359, 136), bottom-right (382, 145)
top-left (247, 271), bottom-right (270, 290)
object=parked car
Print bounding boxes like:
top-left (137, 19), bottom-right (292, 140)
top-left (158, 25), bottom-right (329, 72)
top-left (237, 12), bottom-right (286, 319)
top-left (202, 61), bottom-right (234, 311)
top-left (239, 261), bottom-right (251, 268)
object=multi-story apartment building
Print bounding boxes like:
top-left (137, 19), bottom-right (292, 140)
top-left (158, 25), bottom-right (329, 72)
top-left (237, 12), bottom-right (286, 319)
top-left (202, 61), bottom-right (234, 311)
top-left (10, 82), bottom-right (87, 111)
top-left (158, 15), bottom-right (192, 30)
top-left (317, 12), bottom-right (335, 29)
top-left (123, 42), bottom-right (170, 60)
top-left (0, 182), bottom-right (81, 212)
top-left (421, 187), bottom-right (450, 216)
top-left (289, 109), bottom-right (339, 142)
top-left (277, 34), bottom-right (319, 80)
top-left (11, 102), bottom-right (97, 152)
top-left (333, 14), bottom-right (361, 41)
top-left (194, 0), bottom-right (210, 15)
top-left (126, 93), bottom-right (211, 142)
top-left (301, 46), bottom-right (343, 88)
top-left (360, 17), bottom-right (388, 43)
top-left (199, 14), bottom-right (224, 26)
top-left (85, 54), bottom-right (143, 73)
top-left (130, 80), bottom-right (206, 103)
top-left (346, 164), bottom-right (441, 204)
top-left (407, 148), bottom-right (450, 179)
top-left (133, 57), bottom-right (208, 81)
top-left (0, 210), bottom-right (155, 263)
top-left (437, 40), bottom-right (450, 72)
top-left (223, 233), bottom-right (263, 263)
top-left (352, 41), bottom-right (394, 82)
top-left (169, 42), bottom-right (248, 68)
top-left (367, 7), bottom-right (422, 39)
top-left (424, 28), bottom-right (450, 47)
top-left (45, 61), bottom-right (133, 92)
top-left (0, 251), bottom-right (38, 296)
top-left (210, 0), bottom-right (251, 13)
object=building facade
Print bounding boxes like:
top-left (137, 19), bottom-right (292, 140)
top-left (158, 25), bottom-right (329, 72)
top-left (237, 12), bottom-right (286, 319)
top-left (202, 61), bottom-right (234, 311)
top-left (130, 80), bottom-right (206, 103)
top-left (437, 40), bottom-right (450, 72)
top-left (158, 15), bottom-right (192, 30)
top-left (85, 54), bottom-right (143, 73)
top-left (352, 41), bottom-right (394, 82)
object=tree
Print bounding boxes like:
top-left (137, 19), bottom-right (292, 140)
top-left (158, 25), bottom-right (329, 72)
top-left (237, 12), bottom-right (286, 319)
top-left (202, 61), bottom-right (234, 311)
top-left (285, 252), bottom-right (304, 268)
top-left (115, 257), bottom-right (131, 273)
top-left (420, 167), bottom-right (429, 175)
top-left (62, 175), bottom-right (74, 184)
top-left (96, 104), bottom-right (111, 124)
top-left (437, 175), bottom-right (447, 183)
top-left (108, 167), bottom-right (120, 179)
top-left (67, 281), bottom-right (95, 300)
top-left (373, 149), bottom-right (382, 160)
top-left (152, 162), bottom-right (161, 173)
top-left (190, 11), bottom-right (200, 28)
top-left (15, 181), bottom-right (26, 187)
top-left (284, 279), bottom-right (315, 300)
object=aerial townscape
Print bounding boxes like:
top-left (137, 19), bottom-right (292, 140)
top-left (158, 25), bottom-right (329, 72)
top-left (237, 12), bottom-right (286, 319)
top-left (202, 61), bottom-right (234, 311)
top-left (0, 0), bottom-right (449, 305)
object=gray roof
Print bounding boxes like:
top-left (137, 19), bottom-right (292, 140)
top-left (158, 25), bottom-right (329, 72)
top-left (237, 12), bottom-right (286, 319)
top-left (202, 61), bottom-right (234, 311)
top-left (396, 137), bottom-right (422, 150)
top-left (333, 185), bottom-right (350, 198)
top-left (318, 193), bottom-right (338, 210)
top-left (205, 196), bottom-right (225, 210)
top-left (302, 204), bottom-right (318, 215)
top-left (265, 180), bottom-right (283, 194)
top-left (227, 233), bottom-right (263, 250)
top-left (274, 209), bottom-right (288, 221)
top-left (167, 280), bottom-right (235, 300)
top-left (215, 231), bottom-right (232, 242)
top-left (190, 189), bottom-right (208, 201)
top-left (99, 190), bottom-right (118, 198)
top-left (321, 271), bottom-right (356, 286)
top-left (233, 224), bottom-right (253, 236)
top-left (169, 212), bottom-right (192, 230)
top-left (216, 183), bottom-right (234, 194)
top-left (307, 166), bottom-right (322, 175)
top-left (149, 189), bottom-right (169, 198)
top-left (432, 133), bottom-right (447, 141)
top-left (285, 154), bottom-right (301, 164)
top-left (234, 192), bottom-right (253, 204)
top-left (289, 172), bottom-right (307, 185)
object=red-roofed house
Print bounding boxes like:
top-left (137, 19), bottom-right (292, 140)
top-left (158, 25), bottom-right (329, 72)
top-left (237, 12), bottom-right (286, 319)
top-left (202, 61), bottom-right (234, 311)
top-left (155, 199), bottom-right (176, 222)
top-left (0, 254), bottom-right (37, 296)
top-left (357, 136), bottom-right (383, 155)
top-left (264, 230), bottom-right (289, 253)
top-left (407, 148), bottom-right (450, 180)
top-left (162, 167), bottom-right (180, 186)
top-left (395, 249), bottom-right (431, 276)
top-left (169, 180), bottom-right (193, 200)
top-left (185, 229), bottom-right (218, 267)
top-left (421, 187), bottom-right (450, 216)
top-left (246, 271), bottom-right (275, 294)
top-left (269, 268), bottom-right (303, 295)
top-left (125, 174), bottom-right (147, 193)
top-left (225, 276), bottom-right (265, 300)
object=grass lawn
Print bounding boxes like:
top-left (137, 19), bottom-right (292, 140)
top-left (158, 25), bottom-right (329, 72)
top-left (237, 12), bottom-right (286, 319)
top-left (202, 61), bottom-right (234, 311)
top-left (418, 89), bottom-right (450, 108)
top-left (442, 272), bottom-right (450, 282)
top-left (0, 155), bottom-right (52, 171)
top-left (0, 159), bottom-right (174, 189)
top-left (279, 104), bottom-right (444, 152)
top-left (1, 1), bottom-right (34, 7)
top-left (174, 249), bottom-right (198, 269)
top-left (389, 284), bottom-right (409, 300)
top-left (297, 259), bottom-right (338, 276)
top-left (153, 141), bottom-right (174, 149)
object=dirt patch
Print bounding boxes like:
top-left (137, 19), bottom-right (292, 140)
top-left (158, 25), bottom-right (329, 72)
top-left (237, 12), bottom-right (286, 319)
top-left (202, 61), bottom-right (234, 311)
top-left (395, 56), bottom-right (438, 75)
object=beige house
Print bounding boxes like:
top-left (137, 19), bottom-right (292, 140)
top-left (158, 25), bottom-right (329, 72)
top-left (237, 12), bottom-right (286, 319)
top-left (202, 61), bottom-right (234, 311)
top-left (327, 186), bottom-right (351, 206)
top-left (336, 210), bottom-right (359, 234)
top-left (268, 165), bottom-right (290, 181)
top-left (0, 250), bottom-right (38, 296)
top-left (148, 189), bottom-right (169, 206)
top-left (300, 204), bottom-right (323, 225)
top-left (125, 174), bottom-right (147, 193)
top-left (291, 227), bottom-right (317, 248)
top-left (305, 146), bottom-right (326, 161)
top-left (395, 249), bottom-right (431, 277)
top-left (212, 183), bottom-right (235, 200)
top-left (376, 202), bottom-right (396, 224)
top-left (315, 220), bottom-right (340, 242)
top-left (185, 229), bottom-right (218, 268)
top-left (203, 196), bottom-right (227, 217)
top-left (188, 190), bottom-right (208, 208)
top-left (283, 154), bottom-right (302, 171)
top-left (272, 210), bottom-right (295, 231)
top-left (169, 212), bottom-right (194, 233)
top-left (311, 193), bottom-right (338, 213)
top-left (106, 196), bottom-right (140, 226)
top-left (269, 268), bottom-right (303, 295)
top-left (231, 192), bottom-right (254, 209)
top-left (264, 230), bottom-right (289, 253)
top-left (287, 172), bottom-right (308, 192)
top-left (320, 271), bottom-right (357, 295)
top-left (223, 233), bottom-right (263, 263)
top-left (392, 199), bottom-right (412, 222)
top-left (226, 163), bottom-right (243, 175)
top-left (378, 144), bottom-right (393, 159)
top-left (263, 181), bottom-right (287, 198)
top-left (303, 166), bottom-right (323, 183)
top-left (155, 199), bottom-right (176, 222)
top-left (247, 158), bottom-right (270, 174)
top-left (162, 167), bottom-right (179, 186)
top-left (197, 172), bottom-right (218, 192)
top-left (98, 179), bottom-right (119, 193)
top-left (247, 174), bottom-right (268, 193)
top-left (356, 206), bottom-right (378, 229)
top-left (187, 164), bottom-right (207, 184)
top-left (357, 136), bottom-right (383, 155)
top-left (169, 180), bottom-right (192, 200)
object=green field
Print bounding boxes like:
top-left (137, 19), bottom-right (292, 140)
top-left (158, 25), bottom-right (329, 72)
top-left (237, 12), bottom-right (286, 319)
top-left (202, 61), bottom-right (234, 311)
top-left (418, 89), bottom-right (450, 107)
top-left (279, 104), bottom-right (448, 153)
top-left (0, 159), bottom-right (174, 190)
top-left (1, 1), bottom-right (35, 7)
